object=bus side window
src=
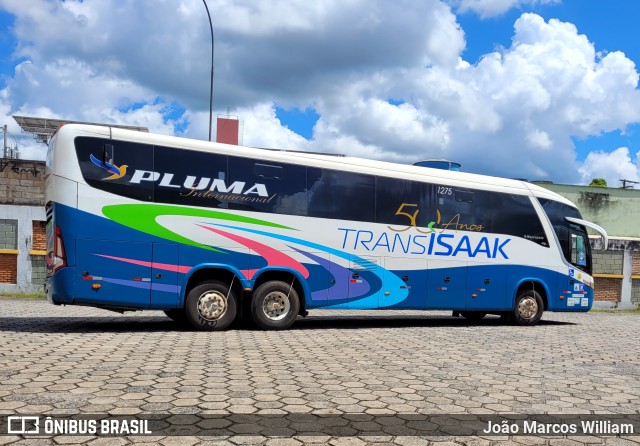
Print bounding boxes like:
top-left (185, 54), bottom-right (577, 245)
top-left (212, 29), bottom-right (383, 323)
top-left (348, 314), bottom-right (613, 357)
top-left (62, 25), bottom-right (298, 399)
top-left (437, 188), bottom-right (491, 232)
top-left (492, 194), bottom-right (548, 246)
top-left (308, 168), bottom-right (375, 222)
top-left (75, 136), bottom-right (154, 202)
top-left (228, 156), bottom-right (306, 215)
top-left (375, 177), bottom-right (435, 227)
top-left (255, 163), bottom-right (282, 180)
top-left (154, 145), bottom-right (228, 209)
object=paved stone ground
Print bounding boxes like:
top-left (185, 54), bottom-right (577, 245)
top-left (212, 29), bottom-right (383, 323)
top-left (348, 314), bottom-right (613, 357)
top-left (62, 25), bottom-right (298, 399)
top-left (1, 298), bottom-right (640, 445)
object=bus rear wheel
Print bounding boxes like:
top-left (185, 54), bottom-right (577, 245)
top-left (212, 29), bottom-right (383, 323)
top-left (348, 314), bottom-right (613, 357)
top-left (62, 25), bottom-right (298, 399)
top-left (511, 289), bottom-right (543, 326)
top-left (185, 280), bottom-right (237, 331)
top-left (251, 280), bottom-right (300, 330)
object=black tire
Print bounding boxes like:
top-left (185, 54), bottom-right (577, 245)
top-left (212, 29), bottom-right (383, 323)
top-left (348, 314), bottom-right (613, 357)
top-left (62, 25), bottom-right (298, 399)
top-left (250, 280), bottom-right (300, 330)
top-left (511, 289), bottom-right (544, 326)
top-left (164, 309), bottom-right (188, 324)
top-left (459, 311), bottom-right (487, 321)
top-left (185, 280), bottom-right (237, 331)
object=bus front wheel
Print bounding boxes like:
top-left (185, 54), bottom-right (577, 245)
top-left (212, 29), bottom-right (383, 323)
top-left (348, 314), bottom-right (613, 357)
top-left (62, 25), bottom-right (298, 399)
top-left (511, 289), bottom-right (544, 326)
top-left (185, 280), bottom-right (237, 331)
top-left (251, 281), bottom-right (300, 330)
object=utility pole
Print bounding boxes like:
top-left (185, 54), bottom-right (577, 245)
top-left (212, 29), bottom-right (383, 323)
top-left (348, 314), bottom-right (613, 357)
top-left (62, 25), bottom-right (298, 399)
top-left (3, 124), bottom-right (7, 158)
top-left (202, 0), bottom-right (214, 142)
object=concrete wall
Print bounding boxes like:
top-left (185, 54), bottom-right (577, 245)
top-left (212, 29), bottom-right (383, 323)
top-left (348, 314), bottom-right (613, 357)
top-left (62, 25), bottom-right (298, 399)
top-left (536, 183), bottom-right (640, 238)
top-left (0, 205), bottom-right (46, 293)
top-left (0, 159), bottom-right (46, 292)
top-left (0, 159), bottom-right (45, 206)
top-left (592, 251), bottom-right (623, 275)
top-left (588, 239), bottom-right (639, 308)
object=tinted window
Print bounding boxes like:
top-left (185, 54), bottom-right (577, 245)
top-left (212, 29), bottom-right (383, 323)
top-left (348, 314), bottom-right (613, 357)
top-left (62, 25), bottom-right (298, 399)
top-left (492, 193), bottom-right (548, 246)
top-left (307, 168), bottom-right (375, 222)
top-left (436, 186), bottom-right (491, 233)
top-left (538, 198), bottom-right (582, 224)
top-left (75, 136), bottom-right (153, 201)
top-left (228, 156), bottom-right (307, 215)
top-left (538, 198), bottom-right (584, 262)
top-left (376, 176), bottom-right (436, 228)
top-left (154, 145), bottom-right (228, 208)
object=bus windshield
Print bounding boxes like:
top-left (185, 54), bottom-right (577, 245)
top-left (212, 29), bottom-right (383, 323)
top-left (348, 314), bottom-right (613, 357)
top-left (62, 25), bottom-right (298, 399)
top-left (537, 198), bottom-right (591, 274)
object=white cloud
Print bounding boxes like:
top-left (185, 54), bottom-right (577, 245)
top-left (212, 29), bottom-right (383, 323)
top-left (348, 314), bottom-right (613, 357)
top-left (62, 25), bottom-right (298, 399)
top-left (231, 102), bottom-right (310, 150)
top-left (453, 0), bottom-right (560, 18)
top-left (301, 12), bottom-right (640, 181)
top-left (407, 13), bottom-right (640, 181)
top-left (526, 129), bottom-right (552, 150)
top-left (579, 147), bottom-right (640, 187)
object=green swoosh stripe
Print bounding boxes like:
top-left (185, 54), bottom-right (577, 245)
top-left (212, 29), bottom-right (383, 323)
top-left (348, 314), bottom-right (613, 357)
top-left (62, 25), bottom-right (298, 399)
top-left (102, 204), bottom-right (295, 253)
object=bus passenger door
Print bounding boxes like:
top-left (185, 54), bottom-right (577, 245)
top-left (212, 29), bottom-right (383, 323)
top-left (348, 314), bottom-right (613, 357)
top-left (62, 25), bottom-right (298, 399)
top-left (75, 239), bottom-right (152, 308)
top-left (150, 243), bottom-right (180, 309)
top-left (466, 264), bottom-right (507, 310)
top-left (426, 260), bottom-right (466, 310)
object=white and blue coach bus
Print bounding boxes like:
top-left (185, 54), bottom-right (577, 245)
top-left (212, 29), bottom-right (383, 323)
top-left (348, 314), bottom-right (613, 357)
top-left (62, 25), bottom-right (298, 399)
top-left (45, 124), bottom-right (608, 330)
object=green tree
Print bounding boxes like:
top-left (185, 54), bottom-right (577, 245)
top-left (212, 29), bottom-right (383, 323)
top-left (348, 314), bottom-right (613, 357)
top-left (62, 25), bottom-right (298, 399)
top-left (589, 178), bottom-right (607, 187)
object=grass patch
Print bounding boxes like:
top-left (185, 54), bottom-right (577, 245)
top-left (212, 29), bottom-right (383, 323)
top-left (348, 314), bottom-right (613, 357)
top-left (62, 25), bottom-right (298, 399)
top-left (591, 307), bottom-right (640, 314)
top-left (0, 292), bottom-right (46, 299)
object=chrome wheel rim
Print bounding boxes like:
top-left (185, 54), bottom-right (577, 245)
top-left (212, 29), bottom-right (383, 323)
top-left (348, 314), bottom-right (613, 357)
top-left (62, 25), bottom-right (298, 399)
top-left (262, 291), bottom-right (290, 321)
top-left (518, 296), bottom-right (538, 320)
top-left (197, 290), bottom-right (227, 321)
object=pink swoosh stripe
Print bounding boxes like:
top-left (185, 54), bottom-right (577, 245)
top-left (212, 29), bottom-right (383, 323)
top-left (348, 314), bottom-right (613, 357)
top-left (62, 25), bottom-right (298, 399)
top-left (198, 225), bottom-right (310, 279)
top-left (98, 254), bottom-right (259, 281)
top-left (241, 269), bottom-right (259, 279)
top-left (96, 254), bottom-right (191, 274)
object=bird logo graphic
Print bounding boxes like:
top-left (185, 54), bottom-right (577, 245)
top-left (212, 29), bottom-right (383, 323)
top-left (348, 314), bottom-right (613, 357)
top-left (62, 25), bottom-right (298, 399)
top-left (90, 154), bottom-right (128, 180)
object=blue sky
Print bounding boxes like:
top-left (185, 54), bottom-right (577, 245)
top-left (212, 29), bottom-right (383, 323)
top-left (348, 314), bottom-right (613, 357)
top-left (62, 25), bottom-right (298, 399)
top-left (0, 9), bottom-right (15, 88)
top-left (0, 0), bottom-right (639, 186)
top-left (456, 0), bottom-right (640, 164)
